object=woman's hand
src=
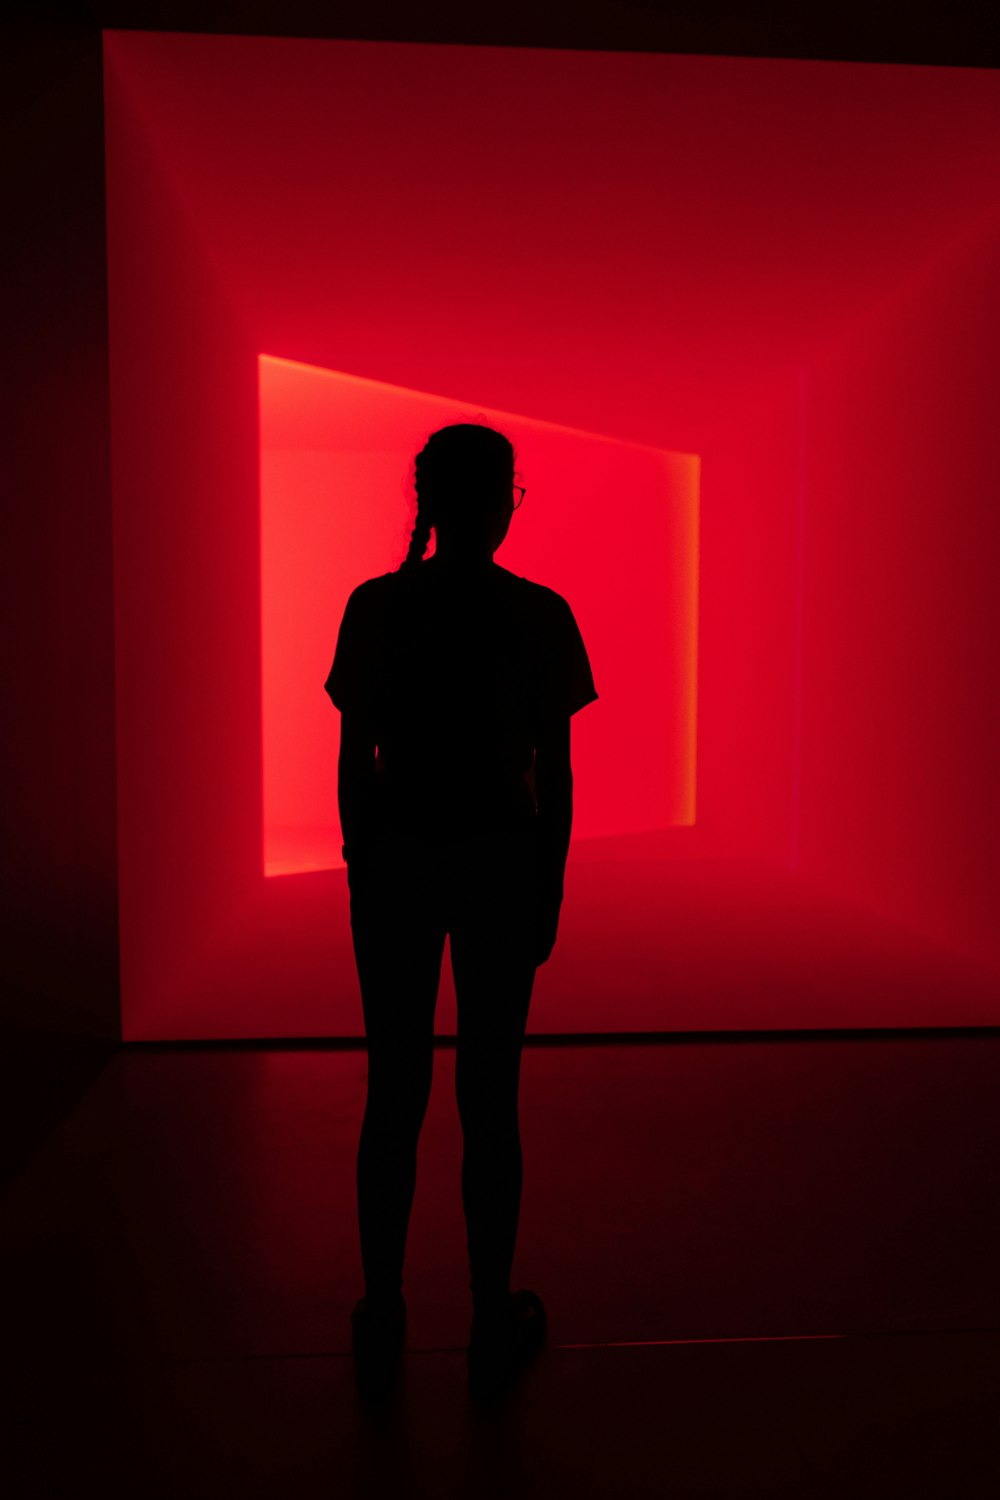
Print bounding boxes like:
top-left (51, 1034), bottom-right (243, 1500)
top-left (343, 838), bottom-right (378, 896)
top-left (533, 712), bottom-right (572, 967)
top-left (532, 891), bottom-right (562, 967)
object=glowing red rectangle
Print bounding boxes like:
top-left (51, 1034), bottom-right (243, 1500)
top-left (259, 355), bottom-right (699, 876)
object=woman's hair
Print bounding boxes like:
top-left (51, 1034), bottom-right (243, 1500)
top-left (398, 421), bottom-right (515, 573)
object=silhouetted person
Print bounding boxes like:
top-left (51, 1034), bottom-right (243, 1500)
top-left (324, 422), bottom-right (598, 1398)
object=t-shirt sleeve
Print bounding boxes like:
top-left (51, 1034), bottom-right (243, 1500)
top-left (324, 587), bottom-right (374, 715)
top-left (542, 594), bottom-right (599, 719)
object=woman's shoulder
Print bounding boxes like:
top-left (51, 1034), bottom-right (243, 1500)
top-left (353, 570), bottom-right (398, 595)
top-left (345, 571), bottom-right (399, 612)
top-left (493, 565), bottom-right (566, 607)
top-left (354, 563), bottom-right (573, 626)
top-left (497, 568), bottom-right (577, 628)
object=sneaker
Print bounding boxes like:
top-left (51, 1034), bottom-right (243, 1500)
top-left (350, 1292), bottom-right (407, 1399)
top-left (467, 1289), bottom-right (547, 1399)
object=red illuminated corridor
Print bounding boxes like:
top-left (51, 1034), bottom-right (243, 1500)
top-left (5, 12), bottom-right (1000, 1498)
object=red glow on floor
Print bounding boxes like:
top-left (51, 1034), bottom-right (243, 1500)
top-left (559, 1334), bottom-right (848, 1348)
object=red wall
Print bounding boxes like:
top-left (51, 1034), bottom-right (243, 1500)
top-left (2, 25), bottom-right (120, 1043)
top-left (102, 33), bottom-right (1000, 1036)
top-left (798, 218), bottom-right (1000, 974)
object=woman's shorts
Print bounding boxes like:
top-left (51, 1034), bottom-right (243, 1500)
top-left (347, 820), bottom-right (543, 971)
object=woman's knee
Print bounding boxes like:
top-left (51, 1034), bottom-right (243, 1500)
top-left (455, 1073), bottom-right (521, 1141)
top-left (365, 1052), bottom-right (433, 1124)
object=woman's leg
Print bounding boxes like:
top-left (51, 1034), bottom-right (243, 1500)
top-left (350, 837), bottom-right (447, 1306)
top-left (449, 827), bottom-right (540, 1319)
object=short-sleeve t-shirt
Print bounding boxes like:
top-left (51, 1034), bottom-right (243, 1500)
top-left (324, 558), bottom-right (598, 843)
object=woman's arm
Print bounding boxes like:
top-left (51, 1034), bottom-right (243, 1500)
top-left (535, 712), bottom-right (573, 900)
top-left (337, 709), bottom-right (379, 860)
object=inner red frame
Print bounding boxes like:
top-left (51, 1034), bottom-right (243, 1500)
top-left (259, 354), bottom-right (699, 877)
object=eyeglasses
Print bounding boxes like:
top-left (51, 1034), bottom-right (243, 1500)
top-left (512, 485), bottom-right (526, 510)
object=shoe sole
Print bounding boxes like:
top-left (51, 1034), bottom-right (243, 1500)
top-left (467, 1289), bottom-right (547, 1397)
top-left (351, 1297), bottom-right (406, 1398)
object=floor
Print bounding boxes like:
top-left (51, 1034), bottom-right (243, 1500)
top-left (2, 1032), bottom-right (1000, 1496)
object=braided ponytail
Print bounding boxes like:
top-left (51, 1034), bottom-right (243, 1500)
top-left (401, 479), bottom-right (434, 571)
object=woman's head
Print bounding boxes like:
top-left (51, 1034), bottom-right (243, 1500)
top-left (399, 421), bottom-right (517, 571)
